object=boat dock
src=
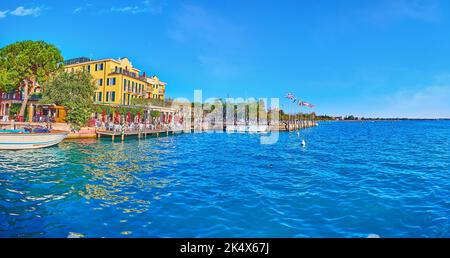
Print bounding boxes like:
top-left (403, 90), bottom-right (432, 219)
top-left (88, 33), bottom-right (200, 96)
top-left (282, 120), bottom-right (317, 131)
top-left (96, 128), bottom-right (185, 141)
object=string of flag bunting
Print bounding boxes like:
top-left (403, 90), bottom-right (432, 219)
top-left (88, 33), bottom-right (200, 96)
top-left (285, 93), bottom-right (315, 108)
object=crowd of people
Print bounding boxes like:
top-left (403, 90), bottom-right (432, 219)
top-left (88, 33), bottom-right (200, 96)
top-left (0, 113), bottom-right (56, 123)
top-left (92, 115), bottom-right (185, 134)
top-left (1, 111), bottom-right (187, 133)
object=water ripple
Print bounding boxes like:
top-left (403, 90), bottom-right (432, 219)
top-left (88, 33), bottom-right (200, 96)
top-left (1, 121), bottom-right (450, 237)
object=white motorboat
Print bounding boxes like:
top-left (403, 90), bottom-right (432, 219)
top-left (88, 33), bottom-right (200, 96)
top-left (0, 130), bottom-right (68, 150)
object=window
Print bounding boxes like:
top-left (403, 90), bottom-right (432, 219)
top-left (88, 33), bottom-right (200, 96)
top-left (98, 79), bottom-right (103, 86)
top-left (95, 63), bottom-right (103, 71)
top-left (98, 92), bottom-right (102, 102)
top-left (124, 79), bottom-right (127, 91)
top-left (87, 65), bottom-right (90, 72)
top-left (111, 91), bottom-right (116, 102)
top-left (107, 78), bottom-right (116, 86)
top-left (123, 93), bottom-right (126, 105)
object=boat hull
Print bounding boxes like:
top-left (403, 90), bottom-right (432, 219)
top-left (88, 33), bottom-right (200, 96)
top-left (0, 132), bottom-right (68, 150)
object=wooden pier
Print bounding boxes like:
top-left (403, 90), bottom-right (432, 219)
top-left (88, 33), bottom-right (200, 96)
top-left (96, 128), bottom-right (185, 141)
top-left (281, 120), bottom-right (317, 131)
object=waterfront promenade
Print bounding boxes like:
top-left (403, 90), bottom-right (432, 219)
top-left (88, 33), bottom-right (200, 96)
top-left (96, 127), bottom-right (184, 141)
top-left (0, 118), bottom-right (317, 142)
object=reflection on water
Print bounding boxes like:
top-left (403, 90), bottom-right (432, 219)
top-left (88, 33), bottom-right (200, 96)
top-left (0, 148), bottom-right (67, 173)
top-left (1, 121), bottom-right (450, 237)
top-left (78, 142), bottom-right (173, 214)
top-left (0, 137), bottom-right (177, 237)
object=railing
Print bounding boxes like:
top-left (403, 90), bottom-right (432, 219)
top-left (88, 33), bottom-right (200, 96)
top-left (96, 122), bottom-right (184, 134)
top-left (0, 93), bottom-right (42, 101)
top-left (110, 68), bottom-right (146, 81)
top-left (0, 93), bottom-right (22, 101)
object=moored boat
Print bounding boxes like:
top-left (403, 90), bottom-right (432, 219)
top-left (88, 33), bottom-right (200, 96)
top-left (0, 130), bottom-right (68, 150)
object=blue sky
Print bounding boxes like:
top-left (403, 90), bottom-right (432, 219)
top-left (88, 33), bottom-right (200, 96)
top-left (1, 0), bottom-right (450, 118)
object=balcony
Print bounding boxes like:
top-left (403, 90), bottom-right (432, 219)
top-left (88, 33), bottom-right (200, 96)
top-left (1, 92), bottom-right (22, 101)
top-left (0, 92), bottom-right (42, 101)
top-left (110, 68), bottom-right (146, 82)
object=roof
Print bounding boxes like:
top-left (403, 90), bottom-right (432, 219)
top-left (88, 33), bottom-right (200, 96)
top-left (63, 57), bottom-right (140, 72)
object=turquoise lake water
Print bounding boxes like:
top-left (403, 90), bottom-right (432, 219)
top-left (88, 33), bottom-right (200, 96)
top-left (0, 121), bottom-right (449, 237)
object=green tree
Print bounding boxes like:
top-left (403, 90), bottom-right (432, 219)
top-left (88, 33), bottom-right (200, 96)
top-left (0, 41), bottom-right (63, 118)
top-left (150, 110), bottom-right (161, 118)
top-left (41, 71), bottom-right (96, 130)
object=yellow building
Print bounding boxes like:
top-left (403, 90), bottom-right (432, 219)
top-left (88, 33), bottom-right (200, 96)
top-left (144, 75), bottom-right (166, 100)
top-left (63, 57), bottom-right (166, 105)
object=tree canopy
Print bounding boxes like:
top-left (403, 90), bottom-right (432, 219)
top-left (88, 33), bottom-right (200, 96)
top-left (0, 40), bottom-right (64, 117)
top-left (41, 70), bottom-right (96, 130)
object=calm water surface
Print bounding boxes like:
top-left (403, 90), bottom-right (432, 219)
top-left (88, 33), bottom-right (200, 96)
top-left (0, 121), bottom-right (449, 237)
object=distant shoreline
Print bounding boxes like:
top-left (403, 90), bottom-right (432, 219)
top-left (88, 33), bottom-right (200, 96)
top-left (317, 118), bottom-right (450, 122)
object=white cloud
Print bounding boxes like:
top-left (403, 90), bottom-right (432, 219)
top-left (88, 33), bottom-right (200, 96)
top-left (73, 3), bottom-right (93, 13)
top-left (0, 10), bottom-right (8, 18)
top-left (109, 6), bottom-right (143, 14)
top-left (10, 6), bottom-right (41, 17)
top-left (104, 1), bottom-right (163, 15)
top-left (364, 0), bottom-right (441, 24)
top-left (370, 85), bottom-right (450, 118)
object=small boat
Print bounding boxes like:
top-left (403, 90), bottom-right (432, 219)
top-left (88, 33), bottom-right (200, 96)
top-left (0, 129), bottom-right (68, 150)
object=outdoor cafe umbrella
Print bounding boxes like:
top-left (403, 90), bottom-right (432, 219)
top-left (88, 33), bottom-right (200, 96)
top-left (127, 111), bottom-right (131, 123)
top-left (115, 111), bottom-right (120, 123)
top-left (137, 112), bottom-right (141, 122)
top-left (102, 110), bottom-right (106, 122)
